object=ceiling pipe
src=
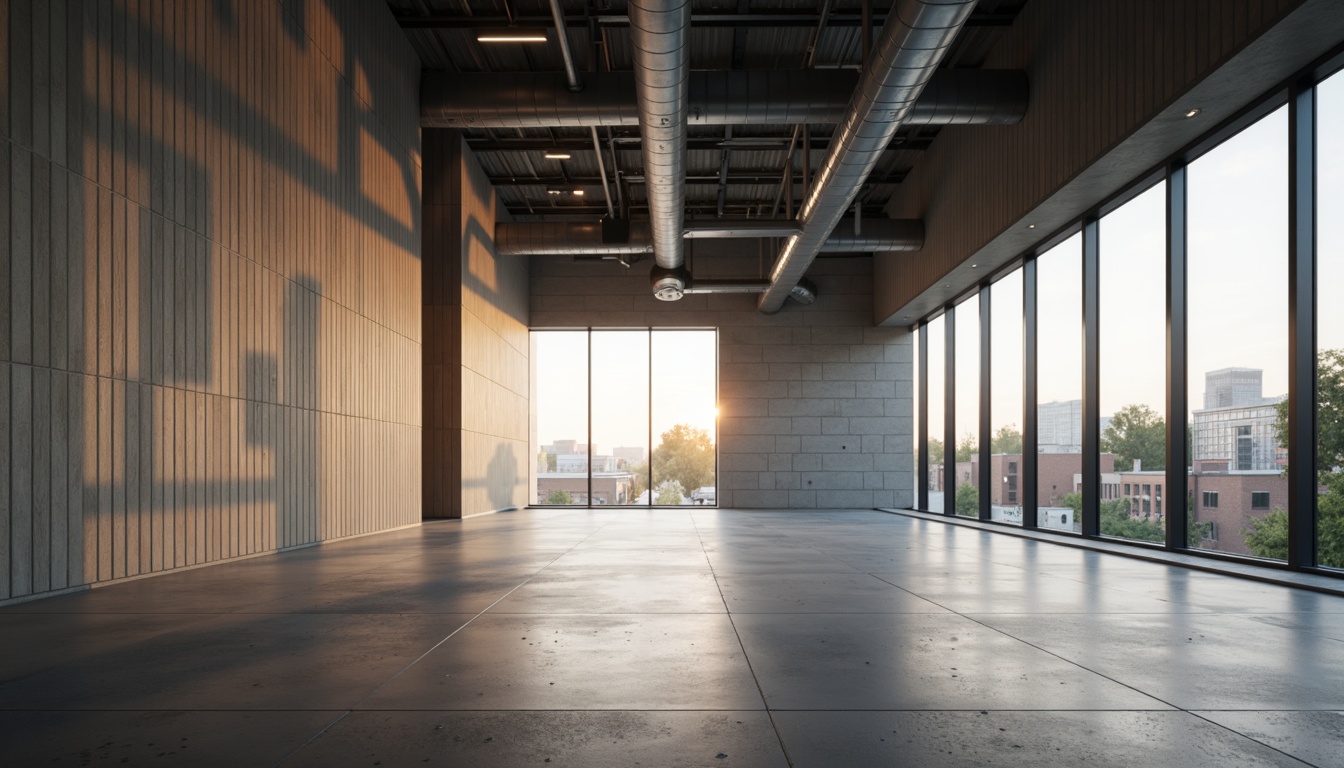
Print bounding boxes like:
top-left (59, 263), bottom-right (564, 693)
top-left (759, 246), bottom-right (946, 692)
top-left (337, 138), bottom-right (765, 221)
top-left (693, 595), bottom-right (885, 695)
top-left (682, 277), bottom-right (817, 301)
top-left (421, 69), bottom-right (1027, 128)
top-left (547, 0), bottom-right (582, 92)
top-left (493, 218), bottom-right (922, 256)
top-left (629, 0), bottom-right (692, 300)
top-left (757, 0), bottom-right (977, 314)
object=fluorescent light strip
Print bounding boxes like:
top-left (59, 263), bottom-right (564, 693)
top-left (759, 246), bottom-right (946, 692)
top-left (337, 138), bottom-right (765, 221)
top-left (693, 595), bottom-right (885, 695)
top-left (477, 34), bottom-right (547, 43)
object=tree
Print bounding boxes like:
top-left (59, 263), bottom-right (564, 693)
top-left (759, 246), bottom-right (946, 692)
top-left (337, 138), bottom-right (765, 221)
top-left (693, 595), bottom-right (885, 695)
top-left (1257, 349), bottom-right (1344, 567)
top-left (538, 451), bottom-right (557, 472)
top-left (1101, 404), bottom-right (1165, 471)
top-left (652, 424), bottom-right (715, 496)
top-left (654, 480), bottom-right (685, 506)
top-left (628, 461), bottom-right (650, 501)
top-left (927, 437), bottom-right (945, 464)
top-left (544, 489), bottom-right (574, 505)
top-left (954, 433), bottom-right (977, 462)
top-left (1099, 499), bottom-right (1163, 542)
top-left (955, 483), bottom-right (978, 517)
top-left (991, 426), bottom-right (1022, 455)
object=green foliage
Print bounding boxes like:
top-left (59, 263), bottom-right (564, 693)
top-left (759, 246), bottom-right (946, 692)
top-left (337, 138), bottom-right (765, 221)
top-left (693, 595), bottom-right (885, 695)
top-left (955, 483), bottom-right (978, 517)
top-left (954, 434), bottom-right (977, 463)
top-left (544, 489), bottom-right (574, 505)
top-left (652, 424), bottom-right (715, 497)
top-left (1100, 499), bottom-right (1164, 542)
top-left (1101, 404), bottom-right (1165, 472)
top-left (628, 461), bottom-right (650, 501)
top-left (1257, 350), bottom-right (1344, 567)
top-left (990, 426), bottom-right (1022, 455)
top-left (927, 438), bottom-right (945, 465)
top-left (654, 480), bottom-right (685, 506)
top-left (538, 451), bottom-right (557, 472)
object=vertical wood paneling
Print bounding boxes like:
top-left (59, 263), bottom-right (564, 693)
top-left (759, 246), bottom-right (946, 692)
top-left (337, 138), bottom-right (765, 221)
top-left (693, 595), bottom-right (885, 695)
top-left (5, 0), bottom-right (422, 602)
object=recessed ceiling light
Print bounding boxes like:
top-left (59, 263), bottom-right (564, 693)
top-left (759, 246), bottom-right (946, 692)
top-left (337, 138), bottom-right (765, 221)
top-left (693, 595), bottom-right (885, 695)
top-left (1184, 107), bottom-right (1201, 118)
top-left (970, 264), bottom-right (978, 268)
top-left (572, 189), bottom-right (585, 196)
top-left (1027, 223), bottom-right (1036, 229)
top-left (477, 30), bottom-right (548, 43)
top-left (544, 152), bottom-right (572, 160)
top-left (546, 188), bottom-right (564, 196)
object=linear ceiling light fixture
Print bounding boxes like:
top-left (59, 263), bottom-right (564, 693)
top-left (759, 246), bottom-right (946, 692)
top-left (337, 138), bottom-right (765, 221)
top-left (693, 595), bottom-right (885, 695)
top-left (477, 29), bottom-right (548, 42)
top-left (543, 151), bottom-right (572, 160)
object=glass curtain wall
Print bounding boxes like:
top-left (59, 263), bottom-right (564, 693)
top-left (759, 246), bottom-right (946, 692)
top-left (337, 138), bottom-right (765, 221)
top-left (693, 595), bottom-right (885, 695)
top-left (913, 328), bottom-right (921, 506)
top-left (533, 329), bottom-right (717, 507)
top-left (908, 63), bottom-right (1344, 575)
top-left (1036, 234), bottom-right (1084, 532)
top-left (990, 269), bottom-right (1024, 525)
top-left (926, 316), bottom-right (946, 512)
top-left (954, 296), bottom-right (980, 517)
top-left (1187, 106), bottom-right (1289, 560)
top-left (1098, 183), bottom-right (1167, 543)
top-left (1317, 70), bottom-right (1344, 569)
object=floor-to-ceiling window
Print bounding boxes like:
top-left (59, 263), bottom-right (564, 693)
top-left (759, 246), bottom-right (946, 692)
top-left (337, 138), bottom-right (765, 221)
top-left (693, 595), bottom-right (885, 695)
top-left (1036, 234), bottom-right (1084, 532)
top-left (1316, 69), bottom-right (1344, 569)
top-left (990, 268), bottom-right (1024, 525)
top-left (903, 56), bottom-right (1344, 578)
top-left (1098, 182), bottom-right (1167, 543)
top-left (953, 295), bottom-right (980, 517)
top-left (1187, 106), bottom-right (1289, 561)
top-left (532, 329), bottom-right (717, 507)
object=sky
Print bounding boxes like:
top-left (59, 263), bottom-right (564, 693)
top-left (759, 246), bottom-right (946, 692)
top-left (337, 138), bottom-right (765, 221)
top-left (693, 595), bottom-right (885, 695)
top-left (534, 330), bottom-right (717, 455)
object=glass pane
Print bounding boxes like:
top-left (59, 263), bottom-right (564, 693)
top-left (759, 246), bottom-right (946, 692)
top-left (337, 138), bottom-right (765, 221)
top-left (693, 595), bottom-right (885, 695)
top-left (1036, 233), bottom-right (1083, 532)
top-left (927, 316), bottom-right (946, 512)
top-left (954, 295), bottom-right (980, 518)
top-left (1188, 106), bottom-right (1288, 560)
top-left (533, 331), bottom-right (590, 505)
top-left (1098, 183), bottom-right (1167, 543)
top-left (990, 270), bottom-right (1023, 525)
top-left (1317, 72), bottom-right (1344, 569)
top-left (651, 330), bottom-right (718, 506)
top-left (591, 331), bottom-right (649, 506)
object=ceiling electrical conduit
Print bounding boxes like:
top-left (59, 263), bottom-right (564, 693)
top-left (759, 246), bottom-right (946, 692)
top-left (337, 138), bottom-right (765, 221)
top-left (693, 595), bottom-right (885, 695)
top-left (629, 0), bottom-right (693, 300)
top-left (421, 69), bottom-right (1027, 128)
top-left (493, 218), bottom-right (924, 256)
top-left (757, 0), bottom-right (977, 314)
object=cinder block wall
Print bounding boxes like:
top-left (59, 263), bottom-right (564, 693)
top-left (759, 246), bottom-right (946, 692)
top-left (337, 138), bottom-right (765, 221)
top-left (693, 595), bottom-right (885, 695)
top-left (531, 249), bottom-right (913, 509)
top-left (0, 0), bottom-right (423, 603)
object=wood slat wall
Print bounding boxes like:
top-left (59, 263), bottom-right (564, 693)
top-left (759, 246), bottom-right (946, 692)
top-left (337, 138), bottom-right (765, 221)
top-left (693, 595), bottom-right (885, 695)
top-left (875, 0), bottom-right (1311, 324)
top-left (1, 0), bottom-right (423, 603)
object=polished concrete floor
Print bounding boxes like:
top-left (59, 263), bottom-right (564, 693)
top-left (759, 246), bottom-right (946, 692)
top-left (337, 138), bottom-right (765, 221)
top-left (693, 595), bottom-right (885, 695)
top-left (2, 508), bottom-right (1344, 767)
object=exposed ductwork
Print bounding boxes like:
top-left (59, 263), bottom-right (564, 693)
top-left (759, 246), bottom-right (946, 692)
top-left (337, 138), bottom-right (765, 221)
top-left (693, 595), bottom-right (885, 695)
top-left (681, 277), bottom-right (817, 301)
top-left (757, 0), bottom-right (977, 314)
top-left (629, 0), bottom-right (692, 301)
top-left (421, 69), bottom-right (1027, 128)
top-left (493, 218), bottom-right (924, 257)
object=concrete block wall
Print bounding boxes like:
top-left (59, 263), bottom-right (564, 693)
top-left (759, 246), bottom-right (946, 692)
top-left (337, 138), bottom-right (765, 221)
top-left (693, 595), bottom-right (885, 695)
top-left (531, 247), bottom-right (913, 509)
top-left (0, 0), bottom-right (423, 603)
top-left (423, 132), bottom-right (530, 518)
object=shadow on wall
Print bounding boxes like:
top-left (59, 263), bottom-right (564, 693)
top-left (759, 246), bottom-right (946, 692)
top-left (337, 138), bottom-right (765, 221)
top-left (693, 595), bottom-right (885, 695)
top-left (485, 443), bottom-right (520, 513)
top-left (1, 0), bottom-right (421, 601)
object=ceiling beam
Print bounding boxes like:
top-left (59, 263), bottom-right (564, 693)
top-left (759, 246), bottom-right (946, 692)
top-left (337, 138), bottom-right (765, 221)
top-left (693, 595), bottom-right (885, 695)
top-left (396, 11), bottom-right (1016, 30)
top-left (464, 136), bottom-right (933, 152)
top-left (486, 172), bottom-right (908, 187)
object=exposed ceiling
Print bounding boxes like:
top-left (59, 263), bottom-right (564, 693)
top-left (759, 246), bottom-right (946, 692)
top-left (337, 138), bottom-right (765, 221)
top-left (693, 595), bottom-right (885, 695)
top-left (386, 0), bottom-right (1027, 224)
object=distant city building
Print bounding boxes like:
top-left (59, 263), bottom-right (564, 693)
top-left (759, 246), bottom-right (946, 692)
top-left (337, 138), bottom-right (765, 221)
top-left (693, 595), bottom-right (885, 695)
top-left (537, 472), bottom-right (634, 505)
top-left (556, 454), bottom-right (618, 473)
top-left (1203, 367), bottom-right (1269, 409)
top-left (1192, 368), bottom-right (1285, 472)
top-left (1038, 400), bottom-right (1082, 453)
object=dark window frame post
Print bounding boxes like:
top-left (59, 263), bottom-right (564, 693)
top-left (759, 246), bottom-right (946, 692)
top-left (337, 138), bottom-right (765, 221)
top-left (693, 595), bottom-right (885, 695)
top-left (918, 322), bottom-right (930, 511)
top-left (1023, 258), bottom-right (1039, 529)
top-left (1167, 163), bottom-right (1190, 551)
top-left (1288, 78), bottom-right (1318, 568)
top-left (1082, 217), bottom-right (1101, 537)
top-left (979, 285), bottom-right (993, 521)
top-left (944, 305), bottom-right (957, 516)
